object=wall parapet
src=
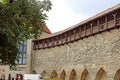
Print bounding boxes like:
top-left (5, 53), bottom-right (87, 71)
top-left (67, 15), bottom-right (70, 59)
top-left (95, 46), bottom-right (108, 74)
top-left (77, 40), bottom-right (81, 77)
top-left (33, 4), bottom-right (120, 50)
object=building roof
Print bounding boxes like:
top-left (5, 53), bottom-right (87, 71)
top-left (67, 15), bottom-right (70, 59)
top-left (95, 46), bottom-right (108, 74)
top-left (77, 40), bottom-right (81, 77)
top-left (44, 26), bottom-right (51, 34)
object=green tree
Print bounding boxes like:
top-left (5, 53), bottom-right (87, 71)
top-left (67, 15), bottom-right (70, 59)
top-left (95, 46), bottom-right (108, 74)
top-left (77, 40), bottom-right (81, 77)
top-left (0, 0), bottom-right (52, 69)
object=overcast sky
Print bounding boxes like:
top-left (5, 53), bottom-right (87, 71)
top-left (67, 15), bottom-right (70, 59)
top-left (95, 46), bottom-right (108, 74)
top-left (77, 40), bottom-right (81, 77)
top-left (46, 0), bottom-right (120, 33)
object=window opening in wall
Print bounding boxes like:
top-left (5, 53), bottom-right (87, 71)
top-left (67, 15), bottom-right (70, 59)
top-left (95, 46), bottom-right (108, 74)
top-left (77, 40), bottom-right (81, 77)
top-left (81, 26), bottom-right (84, 31)
top-left (86, 24), bottom-right (90, 29)
top-left (99, 17), bottom-right (105, 24)
top-left (44, 40), bottom-right (48, 47)
top-left (100, 24), bottom-right (104, 30)
top-left (117, 19), bottom-right (120, 25)
top-left (16, 41), bottom-right (27, 65)
top-left (66, 32), bottom-right (70, 42)
top-left (39, 41), bottom-right (42, 48)
top-left (62, 34), bottom-right (65, 44)
top-left (116, 11), bottom-right (120, 19)
top-left (107, 14), bottom-right (114, 22)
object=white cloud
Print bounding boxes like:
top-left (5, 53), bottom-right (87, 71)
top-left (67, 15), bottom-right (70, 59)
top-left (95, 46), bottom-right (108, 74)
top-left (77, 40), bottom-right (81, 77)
top-left (46, 0), bottom-right (119, 33)
top-left (46, 0), bottom-right (87, 33)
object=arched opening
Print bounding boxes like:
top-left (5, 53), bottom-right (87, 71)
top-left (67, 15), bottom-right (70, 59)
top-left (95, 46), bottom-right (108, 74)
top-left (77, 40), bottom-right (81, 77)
top-left (81, 69), bottom-right (89, 80)
top-left (60, 70), bottom-right (66, 80)
top-left (50, 70), bottom-right (58, 78)
top-left (114, 69), bottom-right (120, 80)
top-left (31, 70), bottom-right (37, 74)
top-left (69, 69), bottom-right (77, 80)
top-left (95, 68), bottom-right (107, 80)
top-left (41, 71), bottom-right (47, 78)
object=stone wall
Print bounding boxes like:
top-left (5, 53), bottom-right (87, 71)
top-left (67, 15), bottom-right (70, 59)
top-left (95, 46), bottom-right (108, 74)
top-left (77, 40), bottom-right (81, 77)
top-left (32, 28), bottom-right (120, 80)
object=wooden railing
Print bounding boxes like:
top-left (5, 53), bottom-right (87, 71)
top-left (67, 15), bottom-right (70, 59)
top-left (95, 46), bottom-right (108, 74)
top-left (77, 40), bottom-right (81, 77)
top-left (117, 18), bottom-right (120, 26)
top-left (108, 20), bottom-right (115, 28)
top-left (33, 9), bottom-right (120, 50)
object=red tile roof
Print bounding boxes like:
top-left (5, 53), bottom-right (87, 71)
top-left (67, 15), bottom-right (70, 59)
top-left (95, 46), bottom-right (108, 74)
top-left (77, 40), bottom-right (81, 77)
top-left (44, 26), bottom-right (51, 34)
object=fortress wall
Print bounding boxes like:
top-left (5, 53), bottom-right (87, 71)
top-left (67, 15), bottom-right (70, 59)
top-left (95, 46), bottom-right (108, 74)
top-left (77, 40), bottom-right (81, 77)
top-left (32, 28), bottom-right (120, 80)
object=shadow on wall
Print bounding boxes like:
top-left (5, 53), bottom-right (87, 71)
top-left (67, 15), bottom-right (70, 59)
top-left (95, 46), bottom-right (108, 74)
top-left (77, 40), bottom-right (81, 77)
top-left (114, 69), bottom-right (120, 80)
top-left (60, 70), bottom-right (66, 80)
top-left (81, 69), bottom-right (90, 80)
top-left (95, 68), bottom-right (107, 80)
top-left (41, 71), bottom-right (47, 78)
top-left (50, 70), bottom-right (58, 78)
top-left (31, 70), bottom-right (37, 74)
top-left (69, 69), bottom-right (77, 80)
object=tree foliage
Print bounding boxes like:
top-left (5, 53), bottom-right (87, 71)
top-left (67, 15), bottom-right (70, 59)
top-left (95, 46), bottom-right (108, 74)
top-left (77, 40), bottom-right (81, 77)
top-left (0, 0), bottom-right (52, 69)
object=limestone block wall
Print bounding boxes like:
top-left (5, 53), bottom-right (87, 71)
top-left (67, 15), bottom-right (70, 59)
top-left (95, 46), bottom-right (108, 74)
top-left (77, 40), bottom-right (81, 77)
top-left (32, 28), bottom-right (120, 80)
